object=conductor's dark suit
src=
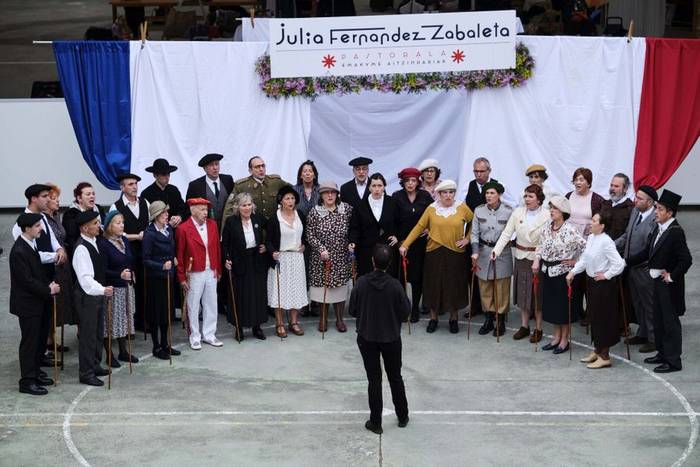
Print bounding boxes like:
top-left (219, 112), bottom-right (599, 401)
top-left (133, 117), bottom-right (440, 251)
top-left (340, 179), bottom-right (369, 210)
top-left (9, 237), bottom-right (52, 386)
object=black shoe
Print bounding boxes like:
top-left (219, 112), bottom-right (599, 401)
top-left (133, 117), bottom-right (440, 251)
top-left (542, 342), bottom-right (558, 351)
top-left (47, 344), bottom-right (70, 352)
top-left (654, 363), bottom-right (681, 373)
top-left (644, 354), bottom-right (664, 365)
top-left (118, 353), bottom-right (140, 363)
top-left (552, 344), bottom-right (570, 355)
top-left (364, 420), bottom-right (383, 435)
top-left (625, 336), bottom-right (647, 345)
top-left (19, 383), bottom-right (48, 395)
top-left (105, 354), bottom-right (121, 368)
top-left (252, 327), bottom-right (266, 340)
top-left (80, 377), bottom-right (105, 387)
top-left (166, 347), bottom-right (181, 356)
top-left (420, 305), bottom-right (429, 315)
top-left (37, 375), bottom-right (54, 386)
top-left (234, 329), bottom-right (245, 342)
top-left (410, 313), bottom-right (420, 323)
top-left (449, 320), bottom-right (459, 334)
top-left (398, 416), bottom-right (409, 428)
top-left (478, 315), bottom-right (494, 335)
top-left (493, 317), bottom-right (506, 337)
top-left (95, 367), bottom-right (110, 377)
top-left (38, 369), bottom-right (48, 378)
top-left (426, 319), bottom-right (438, 333)
top-left (153, 349), bottom-right (170, 360)
top-left (39, 356), bottom-right (55, 367)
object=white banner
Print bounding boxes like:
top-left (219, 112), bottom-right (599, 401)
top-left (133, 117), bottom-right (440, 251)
top-left (269, 11), bottom-right (516, 78)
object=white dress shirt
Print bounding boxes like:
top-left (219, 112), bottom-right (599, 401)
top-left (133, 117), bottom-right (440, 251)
top-left (637, 207), bottom-right (654, 226)
top-left (571, 232), bottom-right (626, 280)
top-left (368, 195), bottom-right (384, 222)
top-left (72, 234), bottom-right (105, 296)
top-left (109, 194), bottom-right (149, 219)
top-left (278, 211), bottom-right (303, 251)
top-left (155, 223), bottom-right (170, 237)
top-left (20, 234), bottom-right (38, 251)
top-left (12, 208), bottom-right (60, 264)
top-left (355, 180), bottom-right (367, 199)
top-left (192, 217), bottom-right (211, 270)
top-left (205, 176), bottom-right (221, 196)
top-left (242, 220), bottom-right (257, 249)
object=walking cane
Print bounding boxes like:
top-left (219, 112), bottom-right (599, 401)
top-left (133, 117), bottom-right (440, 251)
top-left (618, 279), bottom-right (631, 360)
top-left (402, 256), bottom-right (411, 335)
top-left (225, 255), bottom-right (241, 343)
top-left (143, 265), bottom-right (148, 341)
top-left (533, 273), bottom-right (540, 352)
top-left (60, 294), bottom-right (65, 371)
top-left (125, 278), bottom-right (134, 374)
top-left (182, 257), bottom-right (194, 337)
top-left (492, 259), bottom-right (500, 344)
top-left (567, 283), bottom-right (573, 361)
top-left (275, 260), bottom-right (284, 342)
top-left (107, 296), bottom-right (113, 390)
top-left (321, 259), bottom-right (331, 341)
top-left (350, 252), bottom-right (357, 286)
top-left (52, 295), bottom-right (58, 384)
top-left (467, 262), bottom-right (477, 341)
top-left (166, 271), bottom-right (173, 365)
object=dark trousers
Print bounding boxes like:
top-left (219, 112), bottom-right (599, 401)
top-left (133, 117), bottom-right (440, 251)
top-left (76, 292), bottom-right (104, 380)
top-left (18, 313), bottom-right (46, 385)
top-left (357, 335), bottom-right (408, 426)
top-left (133, 260), bottom-right (146, 332)
top-left (653, 279), bottom-right (682, 368)
top-left (148, 276), bottom-right (172, 351)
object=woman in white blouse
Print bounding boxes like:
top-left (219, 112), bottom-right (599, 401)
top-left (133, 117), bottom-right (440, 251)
top-left (567, 211), bottom-right (625, 369)
top-left (266, 186), bottom-right (308, 338)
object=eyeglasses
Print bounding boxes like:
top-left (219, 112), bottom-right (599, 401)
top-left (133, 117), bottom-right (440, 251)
top-left (473, 169), bottom-right (489, 173)
top-left (252, 163), bottom-right (266, 169)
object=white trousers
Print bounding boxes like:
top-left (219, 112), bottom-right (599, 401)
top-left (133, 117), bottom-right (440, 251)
top-left (187, 270), bottom-right (218, 344)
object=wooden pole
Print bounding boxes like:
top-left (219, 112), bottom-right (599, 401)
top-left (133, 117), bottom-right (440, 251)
top-left (52, 296), bottom-right (58, 384)
top-left (402, 256), bottom-right (411, 335)
top-left (166, 273), bottom-right (173, 365)
top-left (533, 273), bottom-right (539, 352)
top-left (276, 261), bottom-right (284, 341)
top-left (143, 265), bottom-right (148, 341)
top-left (618, 279), bottom-right (631, 360)
top-left (492, 259), bottom-right (500, 343)
top-left (567, 283), bottom-right (573, 361)
top-left (468, 263), bottom-right (476, 341)
top-left (321, 260), bottom-right (330, 340)
top-left (226, 255), bottom-right (241, 343)
top-left (125, 282), bottom-right (133, 374)
top-left (107, 297), bottom-right (113, 390)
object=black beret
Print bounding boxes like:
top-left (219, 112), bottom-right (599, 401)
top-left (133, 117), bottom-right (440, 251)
top-left (348, 156), bottom-right (373, 166)
top-left (482, 181), bottom-right (505, 194)
top-left (276, 185), bottom-right (299, 205)
top-left (16, 212), bottom-right (43, 229)
top-left (116, 173), bottom-right (141, 182)
top-left (637, 185), bottom-right (658, 202)
top-left (198, 153), bottom-right (224, 167)
top-left (24, 183), bottom-right (51, 200)
top-left (76, 210), bottom-right (100, 226)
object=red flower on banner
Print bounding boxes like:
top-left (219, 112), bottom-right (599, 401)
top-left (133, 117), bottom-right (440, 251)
top-left (322, 54), bottom-right (336, 69)
top-left (452, 49), bottom-right (465, 63)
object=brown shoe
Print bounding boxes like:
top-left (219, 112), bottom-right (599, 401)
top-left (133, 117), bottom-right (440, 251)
top-left (513, 326), bottom-right (530, 340)
top-left (336, 320), bottom-right (347, 333)
top-left (529, 329), bottom-right (543, 343)
top-left (289, 322), bottom-right (305, 336)
top-left (275, 325), bottom-right (288, 338)
top-left (318, 317), bottom-right (328, 333)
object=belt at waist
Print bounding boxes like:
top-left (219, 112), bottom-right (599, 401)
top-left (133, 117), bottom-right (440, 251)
top-left (515, 243), bottom-right (536, 252)
top-left (479, 239), bottom-right (497, 248)
top-left (541, 259), bottom-right (562, 267)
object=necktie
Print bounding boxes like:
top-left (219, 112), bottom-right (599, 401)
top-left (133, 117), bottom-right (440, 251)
top-left (635, 213), bottom-right (642, 226)
top-left (213, 181), bottom-right (220, 199)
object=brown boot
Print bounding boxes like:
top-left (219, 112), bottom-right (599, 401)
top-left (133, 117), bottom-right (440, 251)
top-left (335, 307), bottom-right (347, 333)
top-left (513, 326), bottom-right (530, 340)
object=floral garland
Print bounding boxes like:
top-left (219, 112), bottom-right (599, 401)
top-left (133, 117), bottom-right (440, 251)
top-left (256, 43), bottom-right (534, 99)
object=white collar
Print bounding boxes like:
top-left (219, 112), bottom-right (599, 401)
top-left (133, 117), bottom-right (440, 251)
top-left (20, 234), bottom-right (37, 249)
top-left (355, 179), bottom-right (367, 186)
top-left (658, 217), bottom-right (675, 232)
top-left (80, 233), bottom-right (98, 245)
top-left (121, 193), bottom-right (138, 206)
top-left (192, 217), bottom-right (206, 229)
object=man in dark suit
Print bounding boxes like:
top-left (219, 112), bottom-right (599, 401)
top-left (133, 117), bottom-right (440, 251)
top-left (185, 153), bottom-right (235, 231)
top-left (141, 158), bottom-right (187, 227)
top-left (340, 156), bottom-right (372, 209)
top-left (464, 157), bottom-right (496, 317)
top-left (10, 213), bottom-right (61, 395)
top-left (640, 190), bottom-right (692, 373)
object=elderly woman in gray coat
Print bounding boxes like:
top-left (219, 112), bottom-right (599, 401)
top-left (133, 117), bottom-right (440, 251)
top-left (470, 181), bottom-right (513, 337)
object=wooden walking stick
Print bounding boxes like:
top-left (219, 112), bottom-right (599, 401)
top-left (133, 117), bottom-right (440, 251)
top-left (143, 264), bottom-right (147, 341)
top-left (567, 282), bottom-right (573, 361)
top-left (618, 278), bottom-right (631, 360)
top-left (321, 259), bottom-right (331, 341)
top-left (125, 279), bottom-right (134, 374)
top-left (467, 262), bottom-right (477, 341)
top-left (60, 294), bottom-right (65, 371)
top-left (350, 251), bottom-right (357, 286)
top-left (182, 257), bottom-right (194, 337)
top-left (492, 259), bottom-right (500, 344)
top-left (533, 273), bottom-right (540, 352)
top-left (52, 295), bottom-right (58, 384)
top-left (166, 271), bottom-right (173, 365)
top-left (107, 296), bottom-right (113, 390)
top-left (401, 256), bottom-right (411, 335)
top-left (275, 260), bottom-right (285, 341)
top-left (225, 258), bottom-right (241, 343)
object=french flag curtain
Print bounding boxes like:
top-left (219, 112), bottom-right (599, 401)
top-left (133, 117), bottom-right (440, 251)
top-left (53, 36), bottom-right (700, 201)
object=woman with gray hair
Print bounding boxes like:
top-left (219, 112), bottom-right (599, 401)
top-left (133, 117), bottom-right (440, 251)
top-left (222, 192), bottom-right (269, 340)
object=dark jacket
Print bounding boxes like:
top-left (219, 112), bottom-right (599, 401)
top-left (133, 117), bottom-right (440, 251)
top-left (349, 195), bottom-right (398, 248)
top-left (265, 210), bottom-right (307, 256)
top-left (599, 198), bottom-right (634, 241)
top-left (9, 237), bottom-right (51, 318)
top-left (340, 179), bottom-right (369, 209)
top-left (646, 220), bottom-right (693, 315)
top-left (465, 178), bottom-right (499, 212)
top-left (222, 213), bottom-right (269, 276)
top-left (392, 189), bottom-right (434, 240)
top-left (142, 223), bottom-right (176, 279)
top-left (141, 182), bottom-right (187, 220)
top-left (185, 174), bottom-right (235, 201)
top-left (97, 235), bottom-right (134, 288)
top-left (349, 270), bottom-right (410, 343)
top-left (62, 206), bottom-right (104, 256)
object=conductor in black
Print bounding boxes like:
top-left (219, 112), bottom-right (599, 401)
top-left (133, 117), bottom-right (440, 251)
top-left (349, 244), bottom-right (410, 435)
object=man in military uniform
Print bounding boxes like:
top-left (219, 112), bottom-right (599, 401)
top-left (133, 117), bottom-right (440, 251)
top-left (185, 153), bottom-right (235, 231)
top-left (223, 155), bottom-right (290, 224)
top-left (470, 181), bottom-right (513, 337)
top-left (340, 156), bottom-right (372, 209)
top-left (141, 158), bottom-right (186, 227)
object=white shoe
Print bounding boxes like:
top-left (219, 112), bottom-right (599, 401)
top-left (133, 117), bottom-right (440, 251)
top-left (190, 341), bottom-right (202, 350)
top-left (203, 338), bottom-right (223, 347)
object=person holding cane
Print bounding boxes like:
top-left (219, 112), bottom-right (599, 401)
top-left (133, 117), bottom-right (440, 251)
top-left (143, 201), bottom-right (180, 360)
top-left (566, 211), bottom-right (626, 369)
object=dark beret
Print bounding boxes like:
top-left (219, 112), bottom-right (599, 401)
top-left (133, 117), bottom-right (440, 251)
top-left (637, 185), bottom-right (658, 202)
top-left (76, 210), bottom-right (100, 226)
top-left (116, 173), bottom-right (142, 182)
top-left (24, 183), bottom-right (51, 200)
top-left (16, 212), bottom-right (43, 229)
top-left (482, 181), bottom-right (505, 194)
top-left (348, 156), bottom-right (373, 166)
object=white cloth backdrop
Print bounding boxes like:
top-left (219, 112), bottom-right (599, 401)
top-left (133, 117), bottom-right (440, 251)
top-left (128, 36), bottom-right (645, 207)
top-left (129, 41), bottom-right (310, 190)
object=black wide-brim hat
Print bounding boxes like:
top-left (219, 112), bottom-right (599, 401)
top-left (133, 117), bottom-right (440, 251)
top-left (657, 189), bottom-right (681, 212)
top-left (198, 153), bottom-right (224, 167)
top-left (145, 158), bottom-right (178, 174)
top-left (277, 185), bottom-right (299, 205)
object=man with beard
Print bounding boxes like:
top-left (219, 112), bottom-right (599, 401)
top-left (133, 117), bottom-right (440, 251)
top-left (599, 173), bottom-right (634, 240)
top-left (340, 157), bottom-right (373, 209)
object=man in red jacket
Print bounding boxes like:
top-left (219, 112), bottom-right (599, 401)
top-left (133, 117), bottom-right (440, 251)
top-left (176, 198), bottom-right (223, 350)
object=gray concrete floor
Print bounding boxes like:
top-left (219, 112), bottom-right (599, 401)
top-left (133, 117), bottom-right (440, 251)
top-left (0, 210), bottom-right (699, 466)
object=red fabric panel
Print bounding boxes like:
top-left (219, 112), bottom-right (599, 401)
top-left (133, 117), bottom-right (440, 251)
top-left (634, 38), bottom-right (700, 189)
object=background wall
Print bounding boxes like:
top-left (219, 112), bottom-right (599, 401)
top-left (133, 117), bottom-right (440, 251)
top-left (0, 98), bottom-right (697, 208)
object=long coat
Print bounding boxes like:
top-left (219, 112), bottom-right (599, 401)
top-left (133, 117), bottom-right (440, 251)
top-left (349, 194), bottom-right (399, 277)
top-left (175, 218), bottom-right (222, 284)
top-left (470, 202), bottom-right (514, 280)
top-left (340, 179), bottom-right (369, 210)
top-left (305, 203), bottom-right (353, 288)
top-left (10, 238), bottom-right (52, 318)
top-left (222, 214), bottom-right (269, 276)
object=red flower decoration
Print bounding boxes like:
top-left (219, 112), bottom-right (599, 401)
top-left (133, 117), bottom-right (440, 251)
top-left (322, 54), bottom-right (336, 69)
top-left (451, 49), bottom-right (465, 64)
